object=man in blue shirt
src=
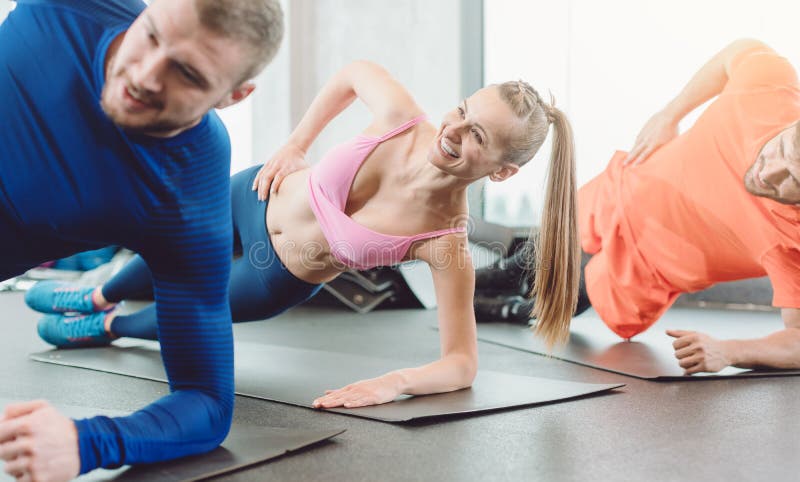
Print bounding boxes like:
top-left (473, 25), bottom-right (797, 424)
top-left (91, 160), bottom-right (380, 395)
top-left (0, 0), bottom-right (283, 480)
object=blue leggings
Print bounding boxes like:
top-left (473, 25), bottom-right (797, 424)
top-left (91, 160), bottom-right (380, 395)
top-left (104, 165), bottom-right (323, 340)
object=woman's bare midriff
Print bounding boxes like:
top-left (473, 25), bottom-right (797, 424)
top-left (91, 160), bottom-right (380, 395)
top-left (265, 168), bottom-right (343, 284)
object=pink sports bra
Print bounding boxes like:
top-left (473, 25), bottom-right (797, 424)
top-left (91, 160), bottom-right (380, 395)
top-left (308, 115), bottom-right (466, 270)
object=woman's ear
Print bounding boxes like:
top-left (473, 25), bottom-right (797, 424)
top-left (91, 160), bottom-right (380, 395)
top-left (489, 163), bottom-right (520, 182)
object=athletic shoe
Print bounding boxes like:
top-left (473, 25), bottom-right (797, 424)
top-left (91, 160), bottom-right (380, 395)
top-left (25, 281), bottom-right (97, 314)
top-left (473, 293), bottom-right (535, 324)
top-left (37, 312), bottom-right (111, 348)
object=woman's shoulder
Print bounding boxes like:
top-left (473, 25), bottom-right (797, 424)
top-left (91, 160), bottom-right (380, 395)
top-left (409, 208), bottom-right (469, 253)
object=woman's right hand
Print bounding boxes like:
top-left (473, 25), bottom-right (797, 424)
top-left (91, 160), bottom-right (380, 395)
top-left (624, 109), bottom-right (680, 166)
top-left (252, 143), bottom-right (309, 201)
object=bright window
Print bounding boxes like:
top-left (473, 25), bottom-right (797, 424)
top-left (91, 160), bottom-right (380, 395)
top-left (483, 0), bottom-right (800, 227)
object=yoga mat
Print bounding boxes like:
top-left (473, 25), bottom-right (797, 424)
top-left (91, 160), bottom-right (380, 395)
top-left (0, 398), bottom-right (343, 482)
top-left (30, 341), bottom-right (623, 422)
top-left (475, 307), bottom-right (800, 380)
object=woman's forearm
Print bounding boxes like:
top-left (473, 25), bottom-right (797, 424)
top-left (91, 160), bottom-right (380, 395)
top-left (390, 353), bottom-right (478, 396)
top-left (285, 66), bottom-right (359, 152)
top-left (285, 60), bottom-right (410, 152)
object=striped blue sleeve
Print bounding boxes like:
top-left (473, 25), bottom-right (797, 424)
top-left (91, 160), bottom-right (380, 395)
top-left (73, 240), bottom-right (234, 471)
top-left (73, 221), bottom-right (234, 471)
top-left (71, 132), bottom-right (235, 472)
top-left (73, 218), bottom-right (234, 471)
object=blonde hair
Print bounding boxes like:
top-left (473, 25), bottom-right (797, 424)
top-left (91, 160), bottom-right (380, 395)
top-left (496, 81), bottom-right (580, 347)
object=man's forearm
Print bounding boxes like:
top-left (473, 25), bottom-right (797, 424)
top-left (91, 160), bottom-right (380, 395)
top-left (663, 38), bottom-right (769, 123)
top-left (725, 328), bottom-right (800, 370)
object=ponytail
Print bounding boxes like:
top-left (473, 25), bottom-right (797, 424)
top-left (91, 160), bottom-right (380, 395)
top-left (496, 82), bottom-right (580, 347)
top-left (530, 102), bottom-right (579, 347)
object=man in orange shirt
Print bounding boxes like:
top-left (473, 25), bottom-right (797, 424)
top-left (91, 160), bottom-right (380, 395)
top-left (578, 38), bottom-right (800, 374)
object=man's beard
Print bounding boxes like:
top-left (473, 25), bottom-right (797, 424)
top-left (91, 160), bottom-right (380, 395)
top-left (99, 82), bottom-right (183, 137)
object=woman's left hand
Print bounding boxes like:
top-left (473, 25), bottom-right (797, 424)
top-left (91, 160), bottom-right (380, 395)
top-left (313, 374), bottom-right (403, 409)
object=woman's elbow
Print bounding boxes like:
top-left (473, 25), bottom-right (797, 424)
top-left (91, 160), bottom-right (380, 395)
top-left (344, 59), bottom-right (386, 79)
top-left (457, 353), bottom-right (479, 388)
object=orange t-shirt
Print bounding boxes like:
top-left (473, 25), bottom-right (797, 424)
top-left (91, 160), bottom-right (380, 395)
top-left (579, 47), bottom-right (800, 339)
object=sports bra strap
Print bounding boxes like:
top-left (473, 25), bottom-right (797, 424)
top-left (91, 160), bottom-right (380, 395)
top-left (408, 226), bottom-right (467, 242)
top-left (377, 114), bottom-right (428, 142)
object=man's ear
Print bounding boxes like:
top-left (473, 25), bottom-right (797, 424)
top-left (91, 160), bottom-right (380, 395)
top-left (489, 163), bottom-right (520, 182)
top-left (215, 82), bottom-right (256, 109)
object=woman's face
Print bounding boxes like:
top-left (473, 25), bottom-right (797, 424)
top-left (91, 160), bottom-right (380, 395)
top-left (427, 86), bottom-right (524, 182)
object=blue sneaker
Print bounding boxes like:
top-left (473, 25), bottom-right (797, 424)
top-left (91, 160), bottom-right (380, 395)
top-left (37, 312), bottom-right (112, 348)
top-left (25, 281), bottom-right (97, 314)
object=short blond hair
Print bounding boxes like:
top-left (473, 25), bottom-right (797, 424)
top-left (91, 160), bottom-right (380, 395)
top-left (195, 0), bottom-right (284, 83)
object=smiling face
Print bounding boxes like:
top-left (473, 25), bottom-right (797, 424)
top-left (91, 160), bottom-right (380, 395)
top-left (427, 86), bottom-right (525, 182)
top-left (100, 0), bottom-right (253, 137)
top-left (745, 121), bottom-right (800, 205)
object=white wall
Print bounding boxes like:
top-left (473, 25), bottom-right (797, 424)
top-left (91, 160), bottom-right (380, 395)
top-left (250, 0), bottom-right (292, 169)
top-left (216, 96), bottom-right (254, 174)
top-left (0, 2), bottom-right (14, 22)
top-left (484, 0), bottom-right (800, 227)
top-left (249, 0), bottom-right (464, 166)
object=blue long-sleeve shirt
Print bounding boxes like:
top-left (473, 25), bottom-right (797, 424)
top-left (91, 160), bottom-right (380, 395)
top-left (0, 0), bottom-right (235, 473)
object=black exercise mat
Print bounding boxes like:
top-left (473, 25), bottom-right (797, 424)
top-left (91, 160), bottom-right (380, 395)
top-left (30, 341), bottom-right (622, 422)
top-left (0, 397), bottom-right (343, 482)
top-left (476, 307), bottom-right (800, 380)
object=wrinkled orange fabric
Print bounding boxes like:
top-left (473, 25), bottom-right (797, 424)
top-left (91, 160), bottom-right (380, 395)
top-left (579, 47), bottom-right (800, 339)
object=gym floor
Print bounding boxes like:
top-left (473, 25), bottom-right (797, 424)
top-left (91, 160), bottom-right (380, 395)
top-left (1, 292), bottom-right (797, 481)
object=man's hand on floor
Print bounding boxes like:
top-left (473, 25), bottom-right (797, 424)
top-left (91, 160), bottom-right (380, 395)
top-left (0, 400), bottom-right (80, 482)
top-left (666, 329), bottom-right (733, 375)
